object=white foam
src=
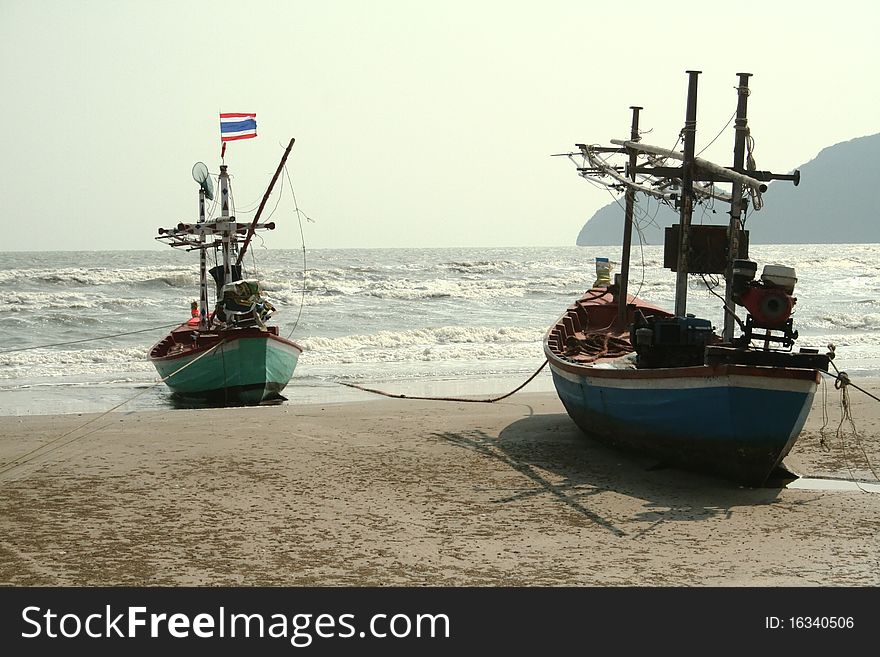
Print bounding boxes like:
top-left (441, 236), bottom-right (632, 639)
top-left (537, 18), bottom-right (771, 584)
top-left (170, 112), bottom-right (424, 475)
top-left (0, 347), bottom-right (153, 379)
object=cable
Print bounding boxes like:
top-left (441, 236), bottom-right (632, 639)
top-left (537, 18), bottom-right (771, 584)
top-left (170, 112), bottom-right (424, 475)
top-left (283, 163), bottom-right (308, 340)
top-left (822, 366), bottom-right (880, 404)
top-left (696, 111), bottom-right (736, 157)
top-left (337, 360), bottom-right (548, 403)
top-left (0, 339), bottom-right (227, 479)
top-left (700, 273), bottom-right (745, 331)
top-left (0, 323), bottom-right (182, 355)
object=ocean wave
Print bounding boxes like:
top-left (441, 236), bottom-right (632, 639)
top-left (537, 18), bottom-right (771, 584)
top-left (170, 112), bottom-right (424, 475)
top-left (135, 274), bottom-right (199, 287)
top-left (800, 312), bottom-right (880, 331)
top-left (358, 279), bottom-right (537, 301)
top-left (795, 331), bottom-right (880, 348)
top-left (264, 290), bottom-right (339, 307)
top-left (300, 326), bottom-right (543, 352)
top-left (5, 291), bottom-right (163, 311)
top-left (300, 339), bottom-right (545, 366)
top-left (0, 347), bottom-right (149, 368)
top-left (440, 260), bottom-right (516, 274)
top-left (276, 277), bottom-right (538, 301)
top-left (0, 266), bottom-right (197, 287)
top-left (0, 347), bottom-right (153, 379)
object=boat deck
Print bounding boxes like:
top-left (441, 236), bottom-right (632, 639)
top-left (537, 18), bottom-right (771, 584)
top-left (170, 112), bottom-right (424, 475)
top-left (149, 323), bottom-right (294, 361)
top-left (545, 288), bottom-right (670, 365)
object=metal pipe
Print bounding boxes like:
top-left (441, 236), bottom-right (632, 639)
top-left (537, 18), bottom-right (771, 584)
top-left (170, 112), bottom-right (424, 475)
top-left (218, 165), bottom-right (234, 287)
top-left (579, 153), bottom-right (675, 200)
top-left (236, 138), bottom-right (296, 267)
top-left (674, 70), bottom-right (701, 317)
top-left (618, 106), bottom-right (642, 326)
top-left (723, 72), bottom-right (752, 341)
top-left (610, 139), bottom-right (768, 192)
top-left (198, 189), bottom-right (209, 329)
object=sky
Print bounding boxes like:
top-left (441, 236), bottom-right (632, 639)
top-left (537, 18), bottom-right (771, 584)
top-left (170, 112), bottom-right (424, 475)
top-left (1, 0), bottom-right (879, 251)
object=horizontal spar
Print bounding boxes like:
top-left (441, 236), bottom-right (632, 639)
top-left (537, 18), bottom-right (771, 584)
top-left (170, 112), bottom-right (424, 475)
top-left (610, 139), bottom-right (768, 192)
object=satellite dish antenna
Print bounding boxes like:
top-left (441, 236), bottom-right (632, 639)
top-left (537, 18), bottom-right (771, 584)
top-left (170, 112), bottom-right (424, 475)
top-left (191, 162), bottom-right (215, 201)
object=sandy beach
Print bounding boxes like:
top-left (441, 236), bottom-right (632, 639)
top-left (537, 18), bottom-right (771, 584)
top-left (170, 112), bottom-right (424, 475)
top-left (1, 378), bottom-right (879, 587)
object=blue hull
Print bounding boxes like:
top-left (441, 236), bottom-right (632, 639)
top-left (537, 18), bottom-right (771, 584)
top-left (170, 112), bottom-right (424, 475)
top-left (549, 366), bottom-right (817, 486)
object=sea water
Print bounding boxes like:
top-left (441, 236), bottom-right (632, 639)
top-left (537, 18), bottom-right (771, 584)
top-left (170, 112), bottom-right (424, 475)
top-left (0, 244), bottom-right (878, 415)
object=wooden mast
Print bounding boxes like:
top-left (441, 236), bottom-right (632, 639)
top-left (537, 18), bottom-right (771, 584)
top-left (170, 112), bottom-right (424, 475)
top-left (218, 164), bottom-right (235, 288)
top-left (570, 70), bottom-right (802, 334)
top-left (723, 73), bottom-right (752, 342)
top-left (673, 70), bottom-right (700, 317)
top-left (618, 106), bottom-right (642, 326)
top-left (197, 188), bottom-right (209, 329)
top-left (236, 138), bottom-right (296, 267)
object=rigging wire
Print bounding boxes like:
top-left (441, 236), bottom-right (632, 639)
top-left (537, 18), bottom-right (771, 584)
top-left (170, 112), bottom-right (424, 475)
top-left (696, 111), bottom-right (736, 157)
top-left (745, 130), bottom-right (764, 211)
top-left (0, 323), bottom-right (182, 355)
top-left (283, 163), bottom-right (309, 340)
top-left (629, 201), bottom-right (648, 300)
top-left (700, 272), bottom-right (745, 331)
top-left (0, 340), bottom-right (227, 480)
top-left (205, 173), bottom-right (220, 220)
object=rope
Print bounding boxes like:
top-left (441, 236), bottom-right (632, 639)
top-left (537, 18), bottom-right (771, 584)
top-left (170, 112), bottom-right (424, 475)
top-left (745, 130), bottom-right (763, 211)
top-left (0, 323), bottom-right (181, 355)
top-left (822, 365), bottom-right (880, 404)
top-left (819, 361), bottom-right (880, 484)
top-left (336, 360), bottom-right (549, 403)
top-left (700, 273), bottom-right (745, 331)
top-left (696, 111), bottom-right (736, 157)
top-left (283, 163), bottom-right (308, 340)
top-left (0, 339), bottom-right (226, 480)
top-left (563, 332), bottom-right (631, 362)
top-left (818, 376), bottom-right (830, 449)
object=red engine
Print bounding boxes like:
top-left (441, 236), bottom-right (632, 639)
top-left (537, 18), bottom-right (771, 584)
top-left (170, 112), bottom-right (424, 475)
top-left (737, 286), bottom-right (796, 329)
top-left (730, 259), bottom-right (799, 348)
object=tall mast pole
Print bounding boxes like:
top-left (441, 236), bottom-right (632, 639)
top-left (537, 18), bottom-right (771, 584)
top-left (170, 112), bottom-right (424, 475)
top-left (198, 189), bottom-right (209, 329)
top-left (723, 72), bottom-right (752, 341)
top-left (218, 164), bottom-right (235, 286)
top-left (236, 138), bottom-right (296, 267)
top-left (674, 70), bottom-right (700, 317)
top-left (618, 105), bottom-right (642, 326)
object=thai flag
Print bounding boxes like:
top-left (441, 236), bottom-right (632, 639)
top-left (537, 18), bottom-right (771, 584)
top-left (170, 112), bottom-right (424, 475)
top-left (220, 113), bottom-right (257, 142)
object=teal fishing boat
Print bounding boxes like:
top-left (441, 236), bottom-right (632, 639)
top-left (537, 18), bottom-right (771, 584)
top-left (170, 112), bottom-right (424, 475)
top-left (149, 139), bottom-right (303, 405)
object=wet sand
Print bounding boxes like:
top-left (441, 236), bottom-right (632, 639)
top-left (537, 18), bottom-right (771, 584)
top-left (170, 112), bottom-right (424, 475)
top-left (1, 378), bottom-right (879, 586)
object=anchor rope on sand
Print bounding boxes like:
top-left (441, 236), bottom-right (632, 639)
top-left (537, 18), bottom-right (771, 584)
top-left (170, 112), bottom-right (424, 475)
top-left (822, 344), bottom-right (880, 403)
top-left (336, 360), bottom-right (549, 404)
top-left (818, 344), bottom-right (880, 483)
top-left (0, 340), bottom-right (228, 481)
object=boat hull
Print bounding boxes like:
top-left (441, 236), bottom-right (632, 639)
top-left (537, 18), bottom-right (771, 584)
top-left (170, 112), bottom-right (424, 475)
top-left (150, 326), bottom-right (302, 405)
top-left (544, 288), bottom-right (822, 486)
top-left (548, 363), bottom-right (817, 486)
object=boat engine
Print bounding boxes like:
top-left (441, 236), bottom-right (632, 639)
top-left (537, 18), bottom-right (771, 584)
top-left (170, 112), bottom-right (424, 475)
top-left (731, 259), bottom-right (798, 349)
top-left (630, 311), bottom-right (714, 368)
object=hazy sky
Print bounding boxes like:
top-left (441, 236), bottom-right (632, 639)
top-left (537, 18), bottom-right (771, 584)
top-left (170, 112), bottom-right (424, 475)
top-left (2, 0), bottom-right (878, 251)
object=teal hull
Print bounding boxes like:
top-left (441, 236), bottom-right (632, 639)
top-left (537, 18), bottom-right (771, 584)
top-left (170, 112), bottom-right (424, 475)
top-left (150, 328), bottom-right (302, 405)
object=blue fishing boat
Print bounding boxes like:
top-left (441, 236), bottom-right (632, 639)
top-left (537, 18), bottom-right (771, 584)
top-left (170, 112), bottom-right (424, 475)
top-left (546, 71), bottom-right (829, 486)
top-left (149, 139), bottom-right (303, 405)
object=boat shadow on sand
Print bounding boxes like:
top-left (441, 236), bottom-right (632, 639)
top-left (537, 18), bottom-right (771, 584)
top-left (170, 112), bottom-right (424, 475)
top-left (434, 408), bottom-right (807, 538)
top-left (165, 392), bottom-right (287, 410)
